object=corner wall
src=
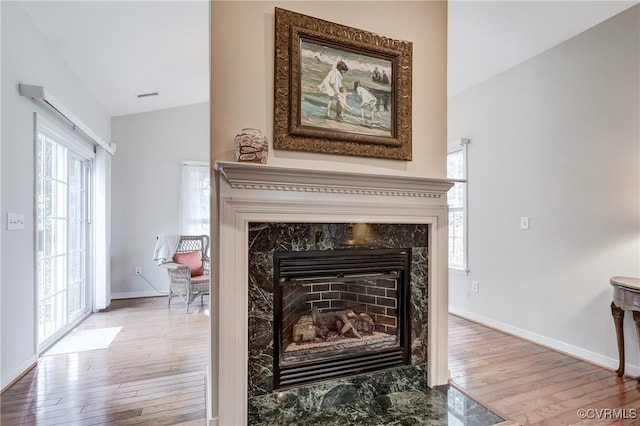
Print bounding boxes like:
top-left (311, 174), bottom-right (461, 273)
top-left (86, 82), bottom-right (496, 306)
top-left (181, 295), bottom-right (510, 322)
top-left (448, 6), bottom-right (640, 374)
top-left (211, 1), bottom-right (447, 178)
top-left (110, 103), bottom-right (209, 298)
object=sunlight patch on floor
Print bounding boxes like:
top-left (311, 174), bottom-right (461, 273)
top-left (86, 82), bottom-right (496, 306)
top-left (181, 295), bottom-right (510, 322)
top-left (44, 326), bottom-right (122, 356)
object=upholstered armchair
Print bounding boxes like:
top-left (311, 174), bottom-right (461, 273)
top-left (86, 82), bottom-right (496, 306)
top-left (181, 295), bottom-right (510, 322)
top-left (160, 235), bottom-right (210, 313)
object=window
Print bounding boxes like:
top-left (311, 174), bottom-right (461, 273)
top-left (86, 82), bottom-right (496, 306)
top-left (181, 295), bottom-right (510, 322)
top-left (447, 139), bottom-right (468, 271)
top-left (36, 118), bottom-right (93, 349)
top-left (179, 161), bottom-right (210, 237)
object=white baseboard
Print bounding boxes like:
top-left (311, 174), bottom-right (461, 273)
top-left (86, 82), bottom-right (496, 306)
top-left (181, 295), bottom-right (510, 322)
top-left (2, 355), bottom-right (37, 390)
top-left (111, 291), bottom-right (166, 299)
top-left (449, 307), bottom-right (640, 378)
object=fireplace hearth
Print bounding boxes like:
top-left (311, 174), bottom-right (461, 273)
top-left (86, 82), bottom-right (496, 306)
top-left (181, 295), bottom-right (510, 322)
top-left (273, 249), bottom-right (411, 389)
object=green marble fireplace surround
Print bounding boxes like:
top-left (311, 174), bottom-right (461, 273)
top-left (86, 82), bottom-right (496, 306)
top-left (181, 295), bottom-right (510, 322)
top-left (252, 225), bottom-right (424, 374)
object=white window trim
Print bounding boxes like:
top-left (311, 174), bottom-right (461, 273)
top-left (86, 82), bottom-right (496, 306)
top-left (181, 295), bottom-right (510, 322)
top-left (447, 138), bottom-right (469, 274)
top-left (37, 113), bottom-right (95, 161)
top-left (179, 161), bottom-right (210, 237)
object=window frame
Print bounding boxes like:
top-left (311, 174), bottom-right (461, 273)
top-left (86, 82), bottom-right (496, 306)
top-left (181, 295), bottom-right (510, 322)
top-left (447, 138), bottom-right (469, 274)
top-left (179, 161), bottom-right (210, 238)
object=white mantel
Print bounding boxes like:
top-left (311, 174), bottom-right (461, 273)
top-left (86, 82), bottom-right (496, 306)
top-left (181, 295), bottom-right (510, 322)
top-left (209, 161), bottom-right (454, 426)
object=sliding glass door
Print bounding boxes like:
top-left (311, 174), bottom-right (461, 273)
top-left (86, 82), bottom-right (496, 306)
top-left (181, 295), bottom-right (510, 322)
top-left (36, 123), bottom-right (92, 350)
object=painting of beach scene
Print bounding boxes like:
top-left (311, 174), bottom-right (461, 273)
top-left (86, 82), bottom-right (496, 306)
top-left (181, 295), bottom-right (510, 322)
top-left (273, 8), bottom-right (412, 160)
top-left (298, 39), bottom-right (394, 138)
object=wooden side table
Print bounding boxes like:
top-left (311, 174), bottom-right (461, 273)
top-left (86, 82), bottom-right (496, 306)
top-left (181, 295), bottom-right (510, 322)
top-left (610, 276), bottom-right (640, 379)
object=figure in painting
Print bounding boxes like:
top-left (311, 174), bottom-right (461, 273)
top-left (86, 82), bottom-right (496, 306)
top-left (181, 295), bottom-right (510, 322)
top-left (335, 86), bottom-right (352, 122)
top-left (380, 70), bottom-right (390, 85)
top-left (372, 66), bottom-right (381, 82)
top-left (317, 60), bottom-right (349, 119)
top-left (354, 80), bottom-right (378, 126)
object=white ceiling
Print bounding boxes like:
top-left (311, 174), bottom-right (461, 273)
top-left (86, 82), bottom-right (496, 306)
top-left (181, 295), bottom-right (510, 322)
top-left (19, 0), bottom-right (210, 117)
top-left (448, 0), bottom-right (638, 97)
top-left (18, 1), bottom-right (638, 117)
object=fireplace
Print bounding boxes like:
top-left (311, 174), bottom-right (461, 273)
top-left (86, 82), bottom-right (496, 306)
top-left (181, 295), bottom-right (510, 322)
top-left (273, 248), bottom-right (411, 389)
top-left (213, 162), bottom-right (453, 425)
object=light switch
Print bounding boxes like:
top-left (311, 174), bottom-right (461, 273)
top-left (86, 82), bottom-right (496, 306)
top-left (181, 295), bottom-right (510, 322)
top-left (520, 216), bottom-right (530, 230)
top-left (7, 212), bottom-right (25, 230)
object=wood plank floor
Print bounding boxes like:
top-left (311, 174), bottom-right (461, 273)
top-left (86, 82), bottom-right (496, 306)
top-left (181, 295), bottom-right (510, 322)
top-left (4, 300), bottom-right (639, 425)
top-left (1, 297), bottom-right (209, 426)
top-left (449, 314), bottom-right (640, 425)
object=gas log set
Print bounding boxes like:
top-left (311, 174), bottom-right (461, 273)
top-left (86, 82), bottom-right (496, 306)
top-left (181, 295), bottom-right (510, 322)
top-left (292, 307), bottom-right (375, 343)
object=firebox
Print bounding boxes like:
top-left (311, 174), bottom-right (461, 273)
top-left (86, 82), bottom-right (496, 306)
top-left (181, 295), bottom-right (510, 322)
top-left (273, 248), bottom-right (411, 390)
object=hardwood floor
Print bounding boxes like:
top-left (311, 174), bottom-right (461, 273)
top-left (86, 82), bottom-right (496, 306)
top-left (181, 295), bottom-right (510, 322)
top-left (3, 300), bottom-right (639, 425)
top-left (449, 314), bottom-right (640, 425)
top-left (0, 297), bottom-right (209, 426)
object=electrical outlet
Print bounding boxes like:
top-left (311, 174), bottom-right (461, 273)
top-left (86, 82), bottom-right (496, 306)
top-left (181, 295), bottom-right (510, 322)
top-left (471, 281), bottom-right (479, 293)
top-left (135, 267), bottom-right (142, 275)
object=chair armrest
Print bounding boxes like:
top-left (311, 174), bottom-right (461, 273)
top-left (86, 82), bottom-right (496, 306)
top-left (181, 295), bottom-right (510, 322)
top-left (161, 262), bottom-right (191, 280)
top-left (160, 262), bottom-right (186, 271)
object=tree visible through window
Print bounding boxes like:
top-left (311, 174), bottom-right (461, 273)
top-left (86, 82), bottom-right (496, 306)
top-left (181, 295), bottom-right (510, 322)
top-left (447, 140), bottom-right (468, 271)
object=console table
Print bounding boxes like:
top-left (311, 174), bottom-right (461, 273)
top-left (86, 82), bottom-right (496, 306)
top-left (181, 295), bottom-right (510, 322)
top-left (610, 276), bottom-right (640, 379)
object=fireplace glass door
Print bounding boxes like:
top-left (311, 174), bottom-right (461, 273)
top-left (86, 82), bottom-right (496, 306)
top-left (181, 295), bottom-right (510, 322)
top-left (273, 248), bottom-right (411, 389)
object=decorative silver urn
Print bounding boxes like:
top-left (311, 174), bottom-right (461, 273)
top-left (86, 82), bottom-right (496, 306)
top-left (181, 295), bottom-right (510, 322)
top-left (234, 128), bottom-right (268, 164)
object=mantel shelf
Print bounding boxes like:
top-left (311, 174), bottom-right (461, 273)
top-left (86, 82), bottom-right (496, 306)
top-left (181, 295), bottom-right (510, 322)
top-left (214, 161), bottom-right (454, 198)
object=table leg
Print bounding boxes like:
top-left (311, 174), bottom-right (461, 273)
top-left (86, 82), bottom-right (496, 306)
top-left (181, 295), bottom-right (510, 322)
top-left (611, 301), bottom-right (625, 377)
top-left (633, 311), bottom-right (640, 381)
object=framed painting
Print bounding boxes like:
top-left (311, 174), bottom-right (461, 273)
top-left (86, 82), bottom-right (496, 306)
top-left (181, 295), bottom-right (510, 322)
top-left (274, 8), bottom-right (413, 161)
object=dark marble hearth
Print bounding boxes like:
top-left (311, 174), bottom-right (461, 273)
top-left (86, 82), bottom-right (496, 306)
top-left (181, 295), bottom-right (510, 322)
top-left (248, 382), bottom-right (504, 425)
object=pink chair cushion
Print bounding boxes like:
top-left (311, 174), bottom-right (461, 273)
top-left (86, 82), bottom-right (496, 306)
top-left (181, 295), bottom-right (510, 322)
top-left (190, 275), bottom-right (209, 285)
top-left (172, 251), bottom-right (203, 277)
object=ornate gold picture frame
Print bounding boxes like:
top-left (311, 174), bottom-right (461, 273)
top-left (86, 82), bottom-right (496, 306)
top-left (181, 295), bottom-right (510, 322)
top-left (274, 8), bottom-right (413, 161)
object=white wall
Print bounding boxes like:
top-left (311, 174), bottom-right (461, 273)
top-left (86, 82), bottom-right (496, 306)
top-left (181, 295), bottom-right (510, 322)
top-left (449, 6), bottom-right (640, 374)
top-left (211, 1), bottom-right (448, 178)
top-left (1, 2), bottom-right (111, 389)
top-left (110, 103), bottom-right (209, 298)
